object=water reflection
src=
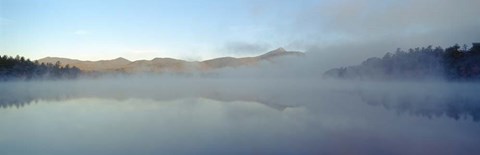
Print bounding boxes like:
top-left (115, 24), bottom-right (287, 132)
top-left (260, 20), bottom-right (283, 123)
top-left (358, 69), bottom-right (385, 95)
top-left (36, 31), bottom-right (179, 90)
top-left (1, 80), bottom-right (480, 122)
top-left (1, 80), bottom-right (480, 155)
top-left (0, 88), bottom-right (294, 111)
top-left (356, 90), bottom-right (480, 122)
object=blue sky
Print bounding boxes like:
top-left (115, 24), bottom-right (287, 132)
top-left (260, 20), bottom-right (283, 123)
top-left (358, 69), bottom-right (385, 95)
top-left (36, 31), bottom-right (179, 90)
top-left (0, 0), bottom-right (319, 60)
top-left (1, 0), bottom-right (479, 60)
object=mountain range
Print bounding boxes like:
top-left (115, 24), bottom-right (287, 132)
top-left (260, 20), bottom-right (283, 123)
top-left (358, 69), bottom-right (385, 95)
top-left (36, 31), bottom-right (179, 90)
top-left (38, 48), bottom-right (304, 73)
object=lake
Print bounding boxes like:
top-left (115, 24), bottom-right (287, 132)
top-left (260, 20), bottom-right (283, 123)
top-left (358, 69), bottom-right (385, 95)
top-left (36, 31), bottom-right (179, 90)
top-left (1, 78), bottom-right (479, 155)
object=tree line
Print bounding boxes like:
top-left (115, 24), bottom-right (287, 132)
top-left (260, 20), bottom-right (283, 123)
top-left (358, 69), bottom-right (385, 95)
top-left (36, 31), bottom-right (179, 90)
top-left (0, 55), bottom-right (81, 81)
top-left (324, 43), bottom-right (480, 80)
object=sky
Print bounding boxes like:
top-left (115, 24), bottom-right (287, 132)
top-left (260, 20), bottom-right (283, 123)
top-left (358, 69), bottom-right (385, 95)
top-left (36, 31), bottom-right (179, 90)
top-left (1, 0), bottom-right (479, 61)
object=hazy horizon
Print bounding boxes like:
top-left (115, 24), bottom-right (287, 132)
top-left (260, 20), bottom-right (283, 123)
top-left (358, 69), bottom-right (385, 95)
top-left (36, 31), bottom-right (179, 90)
top-left (34, 47), bottom-right (297, 61)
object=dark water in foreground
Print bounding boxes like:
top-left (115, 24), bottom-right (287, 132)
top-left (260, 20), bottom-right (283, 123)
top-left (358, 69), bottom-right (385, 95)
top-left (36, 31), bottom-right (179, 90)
top-left (1, 79), bottom-right (479, 155)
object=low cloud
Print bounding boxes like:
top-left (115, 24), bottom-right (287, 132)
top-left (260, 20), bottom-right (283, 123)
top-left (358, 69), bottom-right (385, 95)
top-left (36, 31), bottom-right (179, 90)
top-left (268, 0), bottom-right (479, 51)
top-left (223, 41), bottom-right (271, 55)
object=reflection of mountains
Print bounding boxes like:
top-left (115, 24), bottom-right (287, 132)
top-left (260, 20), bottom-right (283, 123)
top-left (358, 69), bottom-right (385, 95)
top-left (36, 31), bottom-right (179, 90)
top-left (353, 89), bottom-right (480, 122)
top-left (0, 88), bottom-right (295, 111)
top-left (2, 82), bottom-right (480, 122)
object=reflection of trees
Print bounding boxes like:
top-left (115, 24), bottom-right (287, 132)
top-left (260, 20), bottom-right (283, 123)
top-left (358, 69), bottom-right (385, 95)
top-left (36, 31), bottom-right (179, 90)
top-left (2, 81), bottom-right (479, 123)
top-left (0, 97), bottom-right (31, 109)
top-left (356, 90), bottom-right (480, 122)
top-left (0, 92), bottom-right (75, 109)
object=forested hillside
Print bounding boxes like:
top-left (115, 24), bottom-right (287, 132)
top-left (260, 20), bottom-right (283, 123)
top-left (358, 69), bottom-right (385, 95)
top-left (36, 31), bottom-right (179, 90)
top-left (324, 43), bottom-right (480, 80)
top-left (0, 55), bottom-right (81, 81)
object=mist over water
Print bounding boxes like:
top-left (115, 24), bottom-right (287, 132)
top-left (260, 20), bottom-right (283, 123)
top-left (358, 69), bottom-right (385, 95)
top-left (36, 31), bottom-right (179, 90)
top-left (1, 37), bottom-right (480, 155)
top-left (1, 77), bottom-right (480, 155)
top-left (2, 0), bottom-right (480, 154)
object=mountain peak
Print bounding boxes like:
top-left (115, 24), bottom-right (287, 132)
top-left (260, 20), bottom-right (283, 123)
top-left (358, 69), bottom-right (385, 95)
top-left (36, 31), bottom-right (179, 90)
top-left (272, 47), bottom-right (287, 53)
top-left (262, 48), bottom-right (288, 56)
top-left (116, 57), bottom-right (124, 59)
top-left (113, 57), bottom-right (127, 61)
top-left (257, 48), bottom-right (304, 60)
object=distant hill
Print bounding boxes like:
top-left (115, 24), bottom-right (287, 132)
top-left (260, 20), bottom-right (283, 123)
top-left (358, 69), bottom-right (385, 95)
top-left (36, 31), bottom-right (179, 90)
top-left (38, 48), bottom-right (304, 73)
top-left (37, 57), bottom-right (132, 72)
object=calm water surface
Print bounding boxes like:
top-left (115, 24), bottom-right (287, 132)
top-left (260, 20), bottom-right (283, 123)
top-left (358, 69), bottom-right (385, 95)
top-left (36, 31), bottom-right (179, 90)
top-left (1, 79), bottom-right (479, 155)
